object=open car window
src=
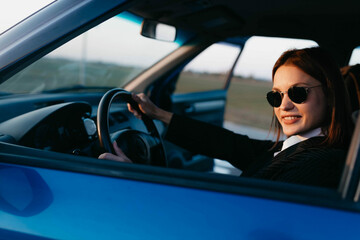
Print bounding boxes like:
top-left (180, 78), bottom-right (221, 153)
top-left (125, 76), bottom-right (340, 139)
top-left (0, 5), bottom-right (353, 192)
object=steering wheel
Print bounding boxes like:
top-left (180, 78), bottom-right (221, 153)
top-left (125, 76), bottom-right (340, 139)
top-left (97, 88), bottom-right (167, 166)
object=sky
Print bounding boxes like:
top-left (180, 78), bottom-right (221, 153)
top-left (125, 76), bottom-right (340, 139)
top-left (0, 1), bottom-right (54, 34)
top-left (1, 0), bottom-right (360, 81)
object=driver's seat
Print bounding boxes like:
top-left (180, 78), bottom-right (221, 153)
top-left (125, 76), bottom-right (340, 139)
top-left (341, 64), bottom-right (360, 121)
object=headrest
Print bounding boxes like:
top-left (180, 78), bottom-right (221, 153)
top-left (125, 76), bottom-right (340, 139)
top-left (341, 64), bottom-right (360, 112)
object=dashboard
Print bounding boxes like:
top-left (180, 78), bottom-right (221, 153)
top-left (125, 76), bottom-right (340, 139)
top-left (0, 93), bottom-right (149, 158)
top-left (22, 103), bottom-right (95, 154)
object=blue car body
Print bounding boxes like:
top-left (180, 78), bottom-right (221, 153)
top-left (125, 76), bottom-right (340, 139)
top-left (0, 0), bottom-right (360, 239)
top-left (1, 161), bottom-right (359, 239)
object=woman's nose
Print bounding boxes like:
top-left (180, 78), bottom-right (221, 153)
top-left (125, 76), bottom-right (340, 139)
top-left (279, 93), bottom-right (295, 110)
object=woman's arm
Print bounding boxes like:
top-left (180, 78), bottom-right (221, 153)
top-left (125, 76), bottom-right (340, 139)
top-left (165, 113), bottom-right (275, 170)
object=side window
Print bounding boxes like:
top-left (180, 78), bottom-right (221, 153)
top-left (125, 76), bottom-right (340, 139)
top-left (174, 43), bottom-right (241, 93)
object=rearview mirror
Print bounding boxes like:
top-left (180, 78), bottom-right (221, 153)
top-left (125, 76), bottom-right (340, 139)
top-left (141, 19), bottom-right (176, 42)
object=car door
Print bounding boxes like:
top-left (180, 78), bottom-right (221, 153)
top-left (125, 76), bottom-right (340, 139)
top-left (1, 142), bottom-right (360, 240)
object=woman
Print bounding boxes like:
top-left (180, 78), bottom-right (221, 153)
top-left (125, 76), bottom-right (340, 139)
top-left (99, 47), bottom-right (353, 188)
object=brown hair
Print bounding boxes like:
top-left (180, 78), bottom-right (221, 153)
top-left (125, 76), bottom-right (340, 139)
top-left (271, 47), bottom-right (353, 147)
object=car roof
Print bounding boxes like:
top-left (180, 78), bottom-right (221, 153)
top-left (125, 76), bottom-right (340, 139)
top-left (0, 0), bottom-right (358, 79)
top-left (130, 0), bottom-right (360, 65)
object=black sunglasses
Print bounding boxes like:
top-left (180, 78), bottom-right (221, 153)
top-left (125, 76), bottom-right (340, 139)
top-left (266, 85), bottom-right (322, 107)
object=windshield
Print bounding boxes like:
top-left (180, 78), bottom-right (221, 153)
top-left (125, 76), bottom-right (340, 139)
top-left (0, 12), bottom-right (179, 94)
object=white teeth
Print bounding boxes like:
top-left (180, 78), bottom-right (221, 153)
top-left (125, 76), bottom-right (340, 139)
top-left (284, 116), bottom-right (299, 120)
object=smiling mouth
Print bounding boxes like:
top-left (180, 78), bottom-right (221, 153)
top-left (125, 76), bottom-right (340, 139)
top-left (283, 116), bottom-right (301, 120)
top-left (281, 115), bottom-right (302, 124)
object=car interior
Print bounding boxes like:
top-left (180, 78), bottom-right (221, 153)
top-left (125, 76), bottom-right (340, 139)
top-left (0, 0), bottom-right (360, 209)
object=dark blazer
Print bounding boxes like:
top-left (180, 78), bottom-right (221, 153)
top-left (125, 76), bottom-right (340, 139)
top-left (165, 114), bottom-right (347, 188)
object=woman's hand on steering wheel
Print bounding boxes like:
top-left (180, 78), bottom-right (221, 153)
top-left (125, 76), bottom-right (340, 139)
top-left (98, 141), bottom-right (132, 163)
top-left (128, 93), bottom-right (173, 125)
top-left (97, 89), bottom-right (167, 166)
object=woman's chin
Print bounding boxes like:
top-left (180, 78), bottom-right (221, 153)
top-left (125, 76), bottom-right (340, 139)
top-left (282, 127), bottom-right (301, 137)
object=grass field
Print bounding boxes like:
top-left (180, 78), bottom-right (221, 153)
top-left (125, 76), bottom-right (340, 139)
top-left (1, 58), bottom-right (143, 93)
top-left (2, 57), bottom-right (274, 130)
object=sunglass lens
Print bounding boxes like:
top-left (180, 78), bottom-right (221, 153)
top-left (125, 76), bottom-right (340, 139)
top-left (288, 87), bottom-right (307, 103)
top-left (266, 91), bottom-right (282, 107)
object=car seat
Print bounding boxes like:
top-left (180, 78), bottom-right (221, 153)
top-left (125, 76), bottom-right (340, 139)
top-left (341, 64), bottom-right (360, 121)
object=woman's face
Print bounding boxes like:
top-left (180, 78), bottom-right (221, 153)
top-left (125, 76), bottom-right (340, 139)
top-left (273, 65), bottom-right (327, 137)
